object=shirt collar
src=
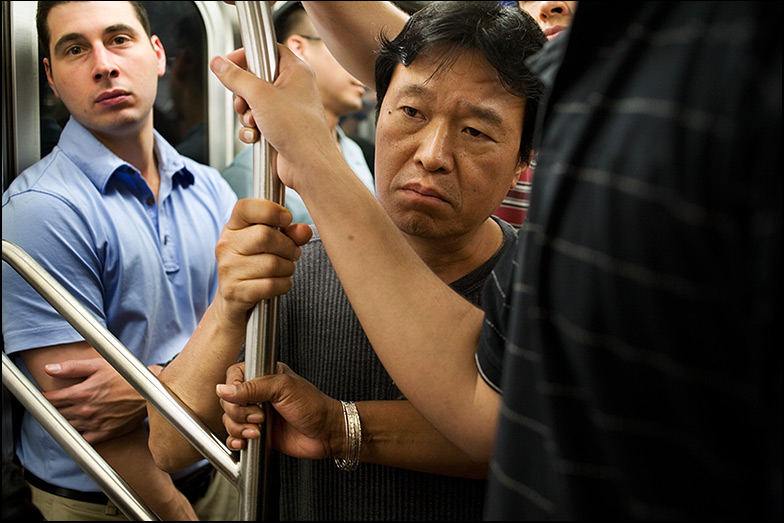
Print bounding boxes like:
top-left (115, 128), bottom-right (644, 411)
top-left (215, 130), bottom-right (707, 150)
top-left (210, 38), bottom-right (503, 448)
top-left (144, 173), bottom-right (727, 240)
top-left (58, 117), bottom-right (195, 193)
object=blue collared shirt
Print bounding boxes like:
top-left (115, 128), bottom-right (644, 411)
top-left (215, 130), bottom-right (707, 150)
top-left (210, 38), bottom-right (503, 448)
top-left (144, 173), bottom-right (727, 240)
top-left (2, 117), bottom-right (237, 490)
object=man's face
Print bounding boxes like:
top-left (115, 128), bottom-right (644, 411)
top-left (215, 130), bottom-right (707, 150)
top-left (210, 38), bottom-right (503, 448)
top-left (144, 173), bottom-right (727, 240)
top-left (375, 49), bottom-right (526, 239)
top-left (518, 1), bottom-right (577, 40)
top-left (43, 1), bottom-right (165, 138)
top-left (287, 26), bottom-right (366, 119)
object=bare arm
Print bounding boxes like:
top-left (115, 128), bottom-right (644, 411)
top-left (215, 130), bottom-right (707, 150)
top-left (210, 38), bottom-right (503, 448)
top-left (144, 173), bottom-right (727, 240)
top-left (293, 184), bottom-right (499, 461)
top-left (20, 344), bottom-right (197, 520)
top-left (147, 303), bottom-right (247, 471)
top-left (302, 1), bottom-right (408, 89)
top-left (356, 400), bottom-right (487, 478)
top-left (211, 49), bottom-right (499, 462)
top-left (218, 363), bottom-right (487, 478)
top-left (42, 356), bottom-right (161, 444)
top-left (147, 200), bottom-right (312, 472)
top-left (98, 427), bottom-right (198, 520)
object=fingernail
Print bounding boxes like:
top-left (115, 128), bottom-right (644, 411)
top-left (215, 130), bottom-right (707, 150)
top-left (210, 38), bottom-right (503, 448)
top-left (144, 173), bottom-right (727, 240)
top-left (240, 127), bottom-right (257, 142)
top-left (242, 428), bottom-right (260, 439)
top-left (216, 384), bottom-right (235, 395)
top-left (45, 363), bottom-right (61, 373)
top-left (211, 56), bottom-right (229, 74)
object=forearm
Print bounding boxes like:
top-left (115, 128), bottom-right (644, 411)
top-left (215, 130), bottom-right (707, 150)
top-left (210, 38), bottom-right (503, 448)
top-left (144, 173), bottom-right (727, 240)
top-left (148, 303), bottom-right (246, 471)
top-left (355, 401), bottom-right (487, 479)
top-left (210, 37), bottom-right (497, 460)
top-left (302, 1), bottom-right (408, 89)
top-left (98, 425), bottom-right (196, 520)
top-left (297, 160), bottom-right (497, 460)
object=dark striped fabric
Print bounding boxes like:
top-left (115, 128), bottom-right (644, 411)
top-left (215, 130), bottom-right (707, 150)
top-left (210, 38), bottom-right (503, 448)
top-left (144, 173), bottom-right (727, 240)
top-left (477, 2), bottom-right (781, 519)
top-left (492, 162), bottom-right (535, 228)
top-left (276, 218), bottom-right (517, 520)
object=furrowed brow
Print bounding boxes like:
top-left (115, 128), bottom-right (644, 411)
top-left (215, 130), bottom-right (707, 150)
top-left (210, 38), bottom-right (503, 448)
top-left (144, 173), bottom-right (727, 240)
top-left (53, 32), bottom-right (84, 56)
top-left (104, 24), bottom-right (138, 38)
top-left (464, 103), bottom-right (504, 128)
top-left (396, 84), bottom-right (431, 100)
top-left (52, 24), bottom-right (139, 56)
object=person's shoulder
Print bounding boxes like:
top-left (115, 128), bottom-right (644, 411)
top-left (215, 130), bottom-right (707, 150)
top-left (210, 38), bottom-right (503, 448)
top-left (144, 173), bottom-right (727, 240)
top-left (3, 149), bottom-right (89, 211)
top-left (493, 216), bottom-right (519, 242)
top-left (223, 147), bottom-right (253, 173)
top-left (221, 148), bottom-right (253, 187)
top-left (220, 148), bottom-right (253, 199)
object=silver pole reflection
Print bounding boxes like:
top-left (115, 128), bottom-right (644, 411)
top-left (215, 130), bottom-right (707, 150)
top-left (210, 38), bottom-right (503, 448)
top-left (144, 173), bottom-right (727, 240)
top-left (235, 2), bottom-right (281, 520)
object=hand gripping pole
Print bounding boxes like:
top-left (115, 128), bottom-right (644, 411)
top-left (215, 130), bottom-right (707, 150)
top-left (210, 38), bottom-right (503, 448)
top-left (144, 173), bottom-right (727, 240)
top-left (234, 2), bottom-right (281, 520)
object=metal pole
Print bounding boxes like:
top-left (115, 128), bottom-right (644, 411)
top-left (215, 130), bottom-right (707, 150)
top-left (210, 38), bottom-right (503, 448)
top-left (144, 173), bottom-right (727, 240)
top-left (2, 239), bottom-right (241, 485)
top-left (234, 2), bottom-right (281, 520)
top-left (3, 353), bottom-right (158, 520)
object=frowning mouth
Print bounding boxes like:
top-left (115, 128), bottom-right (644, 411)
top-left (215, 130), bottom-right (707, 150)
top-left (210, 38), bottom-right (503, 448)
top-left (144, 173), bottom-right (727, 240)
top-left (400, 182), bottom-right (449, 205)
top-left (95, 90), bottom-right (130, 107)
top-left (544, 25), bottom-right (566, 41)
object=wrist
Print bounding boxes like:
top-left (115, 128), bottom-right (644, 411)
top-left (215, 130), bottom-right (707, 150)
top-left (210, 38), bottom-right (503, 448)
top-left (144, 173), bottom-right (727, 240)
top-left (327, 399), bottom-right (346, 458)
top-left (208, 300), bottom-right (250, 337)
top-left (333, 400), bottom-right (361, 471)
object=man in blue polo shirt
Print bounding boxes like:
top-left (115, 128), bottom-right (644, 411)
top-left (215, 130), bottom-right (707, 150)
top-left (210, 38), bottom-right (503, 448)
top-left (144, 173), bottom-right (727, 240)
top-left (2, 1), bottom-right (239, 520)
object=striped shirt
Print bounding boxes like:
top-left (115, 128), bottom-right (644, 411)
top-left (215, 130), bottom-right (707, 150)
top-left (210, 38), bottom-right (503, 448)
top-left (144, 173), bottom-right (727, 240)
top-left (276, 219), bottom-right (517, 520)
top-left (492, 161), bottom-right (535, 228)
top-left (476, 2), bottom-right (781, 519)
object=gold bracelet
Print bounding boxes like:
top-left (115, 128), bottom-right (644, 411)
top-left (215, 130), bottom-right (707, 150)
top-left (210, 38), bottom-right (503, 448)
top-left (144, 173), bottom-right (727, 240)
top-left (334, 400), bottom-right (361, 471)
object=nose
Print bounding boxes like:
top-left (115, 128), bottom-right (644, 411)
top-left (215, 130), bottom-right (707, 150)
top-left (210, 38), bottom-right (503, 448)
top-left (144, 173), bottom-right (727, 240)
top-left (91, 45), bottom-right (119, 81)
top-left (413, 122), bottom-right (455, 173)
top-left (534, 1), bottom-right (568, 21)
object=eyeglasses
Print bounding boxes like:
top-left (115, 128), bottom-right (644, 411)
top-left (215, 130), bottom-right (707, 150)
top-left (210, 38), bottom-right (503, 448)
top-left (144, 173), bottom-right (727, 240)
top-left (297, 35), bottom-right (322, 42)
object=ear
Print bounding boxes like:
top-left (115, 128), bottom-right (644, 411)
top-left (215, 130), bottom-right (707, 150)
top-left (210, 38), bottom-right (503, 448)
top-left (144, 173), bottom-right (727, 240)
top-left (43, 57), bottom-right (60, 99)
top-left (285, 35), bottom-right (308, 61)
top-left (510, 149), bottom-right (535, 189)
top-left (509, 159), bottom-right (526, 190)
top-left (151, 35), bottom-right (166, 78)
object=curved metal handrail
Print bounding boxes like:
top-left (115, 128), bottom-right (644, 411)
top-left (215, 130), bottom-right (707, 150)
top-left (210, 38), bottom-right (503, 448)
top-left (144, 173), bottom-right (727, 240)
top-left (2, 352), bottom-right (158, 520)
top-left (3, 5), bottom-right (280, 520)
top-left (2, 239), bottom-right (242, 517)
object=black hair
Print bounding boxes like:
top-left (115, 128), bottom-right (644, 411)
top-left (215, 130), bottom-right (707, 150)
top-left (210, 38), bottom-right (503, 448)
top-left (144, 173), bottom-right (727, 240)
top-left (273, 1), bottom-right (307, 44)
top-left (36, 1), bottom-right (152, 60)
top-left (375, 1), bottom-right (546, 163)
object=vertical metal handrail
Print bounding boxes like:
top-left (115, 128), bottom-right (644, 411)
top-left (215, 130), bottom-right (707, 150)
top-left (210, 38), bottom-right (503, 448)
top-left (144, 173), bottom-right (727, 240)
top-left (2, 239), bottom-right (242, 514)
top-left (2, 353), bottom-right (158, 520)
top-left (235, 2), bottom-right (281, 521)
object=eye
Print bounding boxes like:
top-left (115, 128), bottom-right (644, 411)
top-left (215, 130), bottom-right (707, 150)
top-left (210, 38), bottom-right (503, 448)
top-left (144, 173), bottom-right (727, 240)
top-left (111, 34), bottom-right (131, 45)
top-left (401, 106), bottom-right (421, 118)
top-left (65, 45), bottom-right (84, 57)
top-left (464, 127), bottom-right (488, 139)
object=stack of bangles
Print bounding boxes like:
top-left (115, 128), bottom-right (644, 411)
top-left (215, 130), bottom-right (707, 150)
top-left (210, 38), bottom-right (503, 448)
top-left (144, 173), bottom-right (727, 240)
top-left (334, 400), bottom-right (361, 471)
